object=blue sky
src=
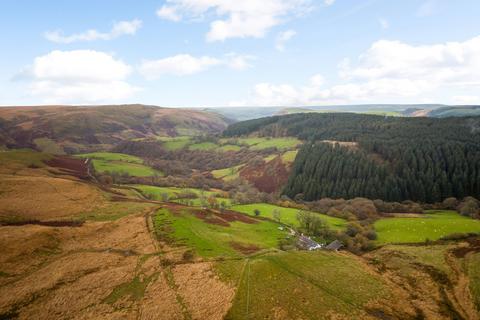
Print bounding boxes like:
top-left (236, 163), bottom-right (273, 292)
top-left (1, 0), bottom-right (480, 107)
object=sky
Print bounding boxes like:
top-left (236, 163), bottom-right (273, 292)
top-left (1, 0), bottom-right (480, 107)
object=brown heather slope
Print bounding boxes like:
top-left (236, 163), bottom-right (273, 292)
top-left (1, 152), bottom-right (479, 319)
top-left (0, 153), bottom-right (235, 319)
top-left (0, 104), bottom-right (231, 153)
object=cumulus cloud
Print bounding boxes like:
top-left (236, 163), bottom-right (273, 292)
top-left (275, 29), bottom-right (297, 51)
top-left (19, 50), bottom-right (138, 103)
top-left (44, 19), bottom-right (142, 43)
top-left (248, 35), bottom-right (480, 106)
top-left (156, 0), bottom-right (312, 42)
top-left (139, 53), bottom-right (254, 79)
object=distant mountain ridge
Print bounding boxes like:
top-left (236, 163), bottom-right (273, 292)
top-left (0, 104), bottom-right (230, 153)
top-left (206, 104), bottom-right (480, 121)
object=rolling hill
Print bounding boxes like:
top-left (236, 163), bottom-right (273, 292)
top-left (207, 104), bottom-right (480, 121)
top-left (0, 104), bottom-right (231, 154)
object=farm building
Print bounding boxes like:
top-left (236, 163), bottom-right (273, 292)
top-left (297, 235), bottom-right (323, 251)
top-left (325, 240), bottom-right (343, 251)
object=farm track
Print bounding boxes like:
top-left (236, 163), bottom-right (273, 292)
top-left (444, 250), bottom-right (479, 320)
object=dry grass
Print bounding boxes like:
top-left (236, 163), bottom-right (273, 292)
top-left (0, 174), bottom-right (106, 220)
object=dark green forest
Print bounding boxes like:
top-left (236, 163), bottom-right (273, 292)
top-left (224, 113), bottom-right (480, 202)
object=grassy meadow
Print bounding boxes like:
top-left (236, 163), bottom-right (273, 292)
top-left (157, 136), bottom-right (192, 150)
top-left (221, 251), bottom-right (388, 319)
top-left (232, 203), bottom-right (347, 230)
top-left (76, 152), bottom-right (162, 177)
top-left (374, 210), bottom-right (480, 244)
top-left (211, 164), bottom-right (245, 181)
top-left (132, 185), bottom-right (222, 201)
top-left (153, 208), bottom-right (285, 258)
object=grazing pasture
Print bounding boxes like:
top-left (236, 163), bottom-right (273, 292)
top-left (232, 203), bottom-right (347, 230)
top-left (236, 137), bottom-right (301, 151)
top-left (211, 164), bottom-right (244, 181)
top-left (281, 150), bottom-right (298, 163)
top-left (132, 185), bottom-right (220, 201)
top-left (374, 211), bottom-right (480, 244)
top-left (188, 142), bottom-right (218, 150)
top-left (222, 251), bottom-right (388, 319)
top-left (76, 152), bottom-right (162, 177)
top-left (157, 136), bottom-right (192, 150)
top-left (76, 152), bottom-right (143, 163)
top-left (153, 208), bottom-right (285, 258)
top-left (172, 197), bottom-right (232, 207)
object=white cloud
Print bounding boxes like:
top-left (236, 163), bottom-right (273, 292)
top-left (140, 54), bottom-right (221, 79)
top-left (379, 18), bottom-right (389, 30)
top-left (44, 19), bottom-right (142, 43)
top-left (157, 6), bottom-right (181, 22)
top-left (139, 53), bottom-right (254, 79)
top-left (310, 74), bottom-right (325, 87)
top-left (20, 50), bottom-right (138, 103)
top-left (156, 0), bottom-right (312, 42)
top-left (324, 0), bottom-right (336, 6)
top-left (275, 29), bottom-right (297, 51)
top-left (248, 35), bottom-right (480, 106)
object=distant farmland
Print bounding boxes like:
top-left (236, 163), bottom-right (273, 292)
top-left (76, 152), bottom-right (163, 177)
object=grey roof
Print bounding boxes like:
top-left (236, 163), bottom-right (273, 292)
top-left (325, 240), bottom-right (343, 250)
top-left (298, 235), bottom-right (321, 249)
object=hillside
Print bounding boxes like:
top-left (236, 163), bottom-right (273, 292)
top-left (224, 113), bottom-right (480, 202)
top-left (0, 104), bottom-right (230, 154)
top-left (208, 104), bottom-right (480, 121)
top-left (1, 150), bottom-right (479, 319)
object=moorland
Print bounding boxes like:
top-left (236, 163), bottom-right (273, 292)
top-left (1, 104), bottom-right (480, 319)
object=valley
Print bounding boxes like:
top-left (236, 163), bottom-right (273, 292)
top-left (1, 105), bottom-right (480, 319)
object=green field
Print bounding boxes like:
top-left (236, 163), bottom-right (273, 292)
top-left (132, 185), bottom-right (219, 201)
top-left (281, 150), bottom-right (298, 163)
top-left (374, 211), bottom-right (480, 244)
top-left (153, 208), bottom-right (285, 258)
top-left (76, 152), bottom-right (162, 177)
top-left (235, 137), bottom-right (301, 151)
top-left (221, 251), bottom-right (388, 319)
top-left (172, 197), bottom-right (232, 207)
top-left (188, 142), bottom-right (218, 150)
top-left (76, 152), bottom-right (143, 163)
top-left (218, 144), bottom-right (242, 152)
top-left (157, 136), bottom-right (192, 151)
top-left (211, 164), bottom-right (244, 181)
top-left (232, 203), bottom-right (347, 230)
